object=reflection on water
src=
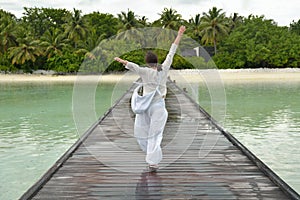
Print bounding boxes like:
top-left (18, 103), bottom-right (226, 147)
top-left (199, 81), bottom-right (300, 193)
top-left (135, 171), bottom-right (162, 199)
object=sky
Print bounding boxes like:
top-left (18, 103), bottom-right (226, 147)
top-left (0, 0), bottom-right (299, 26)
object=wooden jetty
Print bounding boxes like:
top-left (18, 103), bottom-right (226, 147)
top-left (21, 79), bottom-right (300, 200)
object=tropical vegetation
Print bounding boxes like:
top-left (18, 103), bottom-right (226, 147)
top-left (0, 7), bottom-right (300, 73)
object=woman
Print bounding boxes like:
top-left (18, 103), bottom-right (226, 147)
top-left (114, 25), bottom-right (186, 172)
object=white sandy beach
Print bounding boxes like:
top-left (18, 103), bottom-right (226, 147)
top-left (1, 68), bottom-right (300, 83)
top-left (176, 68), bottom-right (300, 83)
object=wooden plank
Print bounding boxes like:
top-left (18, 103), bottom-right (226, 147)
top-left (20, 79), bottom-right (300, 200)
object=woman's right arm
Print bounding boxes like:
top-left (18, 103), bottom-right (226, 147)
top-left (114, 57), bottom-right (128, 65)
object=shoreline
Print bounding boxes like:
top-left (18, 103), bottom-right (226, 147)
top-left (1, 68), bottom-right (300, 83)
top-left (176, 68), bottom-right (300, 83)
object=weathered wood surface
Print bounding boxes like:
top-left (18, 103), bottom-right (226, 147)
top-left (21, 80), bottom-right (299, 200)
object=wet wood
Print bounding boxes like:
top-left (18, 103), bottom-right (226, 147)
top-left (20, 79), bottom-right (300, 200)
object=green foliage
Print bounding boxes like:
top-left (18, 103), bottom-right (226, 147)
top-left (157, 8), bottom-right (184, 30)
top-left (40, 28), bottom-right (69, 58)
top-left (0, 52), bottom-right (16, 72)
top-left (0, 9), bottom-right (18, 53)
top-left (22, 7), bottom-right (70, 38)
top-left (117, 9), bottom-right (143, 31)
top-left (64, 9), bottom-right (89, 49)
top-left (290, 19), bottom-right (300, 35)
top-left (184, 56), bottom-right (207, 69)
top-left (8, 39), bottom-right (43, 65)
top-left (214, 16), bottom-right (300, 68)
top-left (47, 50), bottom-right (83, 73)
top-left (0, 7), bottom-right (300, 73)
top-left (83, 12), bottom-right (119, 42)
top-left (76, 38), bottom-right (140, 74)
top-left (187, 14), bottom-right (202, 42)
top-left (172, 54), bottom-right (194, 69)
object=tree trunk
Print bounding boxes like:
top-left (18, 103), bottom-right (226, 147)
top-left (214, 39), bottom-right (217, 55)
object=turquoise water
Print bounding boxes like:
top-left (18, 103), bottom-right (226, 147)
top-left (0, 82), bottom-right (116, 200)
top-left (0, 80), bottom-right (299, 199)
top-left (199, 81), bottom-right (300, 193)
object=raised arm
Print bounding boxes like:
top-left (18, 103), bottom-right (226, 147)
top-left (161, 26), bottom-right (186, 69)
top-left (174, 25), bottom-right (186, 45)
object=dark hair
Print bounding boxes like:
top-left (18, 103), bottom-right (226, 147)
top-left (145, 51), bottom-right (162, 71)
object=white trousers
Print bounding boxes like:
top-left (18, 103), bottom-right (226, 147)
top-left (134, 99), bottom-right (168, 165)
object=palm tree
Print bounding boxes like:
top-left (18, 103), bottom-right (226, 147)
top-left (290, 19), bottom-right (300, 35)
top-left (80, 28), bottom-right (102, 51)
top-left (153, 8), bottom-right (184, 48)
top-left (8, 39), bottom-right (43, 64)
top-left (64, 8), bottom-right (88, 48)
top-left (0, 14), bottom-right (18, 53)
top-left (229, 13), bottom-right (244, 33)
top-left (40, 28), bottom-right (68, 58)
top-left (138, 16), bottom-right (150, 27)
top-left (188, 14), bottom-right (202, 41)
top-left (116, 9), bottom-right (143, 42)
top-left (200, 7), bottom-right (229, 55)
top-left (117, 9), bottom-right (142, 31)
top-left (158, 8), bottom-right (182, 30)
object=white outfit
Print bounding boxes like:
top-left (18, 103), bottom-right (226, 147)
top-left (125, 44), bottom-right (178, 165)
